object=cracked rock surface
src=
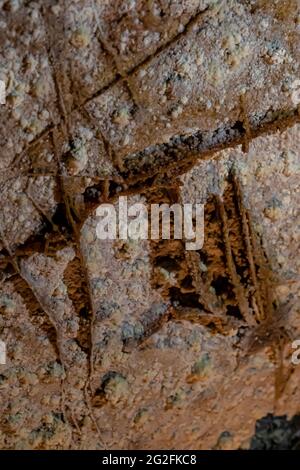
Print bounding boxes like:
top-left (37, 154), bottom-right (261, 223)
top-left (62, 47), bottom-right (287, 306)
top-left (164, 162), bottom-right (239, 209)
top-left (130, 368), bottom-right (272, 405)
top-left (0, 0), bottom-right (299, 450)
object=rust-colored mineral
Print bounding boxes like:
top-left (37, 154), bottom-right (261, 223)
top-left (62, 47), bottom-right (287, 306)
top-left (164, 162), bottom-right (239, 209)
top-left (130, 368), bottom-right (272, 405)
top-left (0, 0), bottom-right (299, 450)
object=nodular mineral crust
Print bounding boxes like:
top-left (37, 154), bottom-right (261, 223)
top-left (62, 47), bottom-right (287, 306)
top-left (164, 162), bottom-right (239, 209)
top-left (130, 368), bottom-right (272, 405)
top-left (0, 0), bottom-right (299, 450)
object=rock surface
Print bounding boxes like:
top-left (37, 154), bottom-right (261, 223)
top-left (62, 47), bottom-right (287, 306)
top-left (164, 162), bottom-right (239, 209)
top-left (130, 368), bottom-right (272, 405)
top-left (0, 0), bottom-right (299, 450)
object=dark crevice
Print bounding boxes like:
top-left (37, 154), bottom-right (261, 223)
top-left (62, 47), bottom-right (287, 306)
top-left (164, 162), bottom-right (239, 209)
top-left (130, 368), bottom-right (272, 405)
top-left (250, 414), bottom-right (300, 450)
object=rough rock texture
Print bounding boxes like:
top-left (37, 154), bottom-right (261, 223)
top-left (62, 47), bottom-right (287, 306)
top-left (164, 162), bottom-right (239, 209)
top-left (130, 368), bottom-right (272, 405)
top-left (250, 414), bottom-right (300, 450)
top-left (0, 0), bottom-right (299, 450)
